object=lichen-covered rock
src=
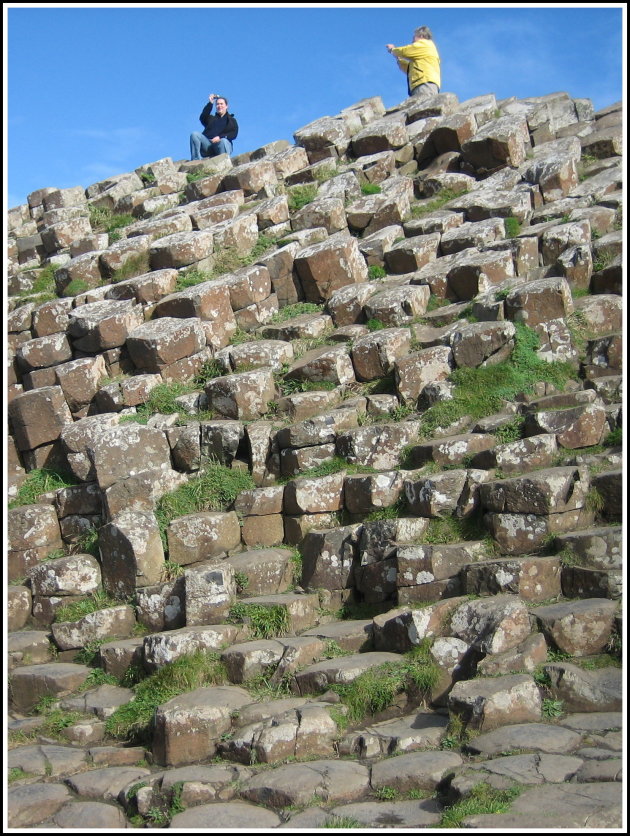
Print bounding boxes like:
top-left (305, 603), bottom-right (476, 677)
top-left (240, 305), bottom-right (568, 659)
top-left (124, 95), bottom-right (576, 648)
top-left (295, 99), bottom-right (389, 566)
top-left (294, 233), bottom-right (368, 303)
top-left (167, 511), bottom-right (241, 565)
top-left (9, 386), bottom-right (73, 451)
top-left (450, 594), bottom-right (532, 654)
top-left (99, 510), bottom-right (165, 599)
top-left (531, 598), bottom-right (617, 656)
top-left (205, 368), bottom-right (276, 420)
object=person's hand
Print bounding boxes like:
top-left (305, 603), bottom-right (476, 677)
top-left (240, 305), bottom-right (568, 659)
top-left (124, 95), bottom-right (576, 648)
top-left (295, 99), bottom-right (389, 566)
top-left (211, 136), bottom-right (220, 143)
top-left (386, 44), bottom-right (395, 52)
top-left (209, 93), bottom-right (217, 102)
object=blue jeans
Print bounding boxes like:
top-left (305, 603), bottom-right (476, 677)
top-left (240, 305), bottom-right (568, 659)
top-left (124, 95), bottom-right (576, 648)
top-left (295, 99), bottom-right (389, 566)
top-left (189, 132), bottom-right (232, 160)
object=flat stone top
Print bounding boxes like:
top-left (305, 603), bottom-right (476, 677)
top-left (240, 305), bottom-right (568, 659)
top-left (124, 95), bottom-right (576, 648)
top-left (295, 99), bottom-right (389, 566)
top-left (466, 722), bottom-right (583, 756)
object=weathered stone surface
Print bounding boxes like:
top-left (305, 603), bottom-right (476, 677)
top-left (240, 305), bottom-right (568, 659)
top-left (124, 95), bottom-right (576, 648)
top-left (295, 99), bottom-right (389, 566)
top-left (554, 526), bottom-right (622, 571)
top-left (8, 585), bottom-right (32, 632)
top-left (8, 784), bottom-right (73, 828)
top-left (99, 510), bottom-right (165, 599)
top-left (10, 662), bottom-right (92, 712)
top-left (293, 651), bottom-right (401, 695)
top-left (126, 317), bottom-right (206, 372)
top-left (152, 685), bottom-right (252, 766)
top-left (52, 800), bottom-right (129, 829)
top-left (184, 561), bottom-right (237, 625)
top-left (531, 598), bottom-right (617, 656)
top-left (166, 511), bottom-right (241, 565)
top-left (143, 625), bottom-right (243, 670)
top-left (51, 605), bottom-right (136, 651)
top-left (9, 385), bottom-right (73, 451)
top-left (394, 346), bottom-right (452, 404)
top-left (88, 423), bottom-right (172, 489)
top-left (524, 403), bottom-right (607, 449)
top-left (544, 662), bottom-right (622, 712)
top-left (284, 344), bottom-right (355, 386)
top-left (336, 423), bottom-right (420, 471)
top-left (461, 556), bottom-right (562, 603)
top-left (449, 673), bottom-right (542, 732)
top-left (350, 328), bottom-right (412, 381)
top-left (450, 594), bottom-right (532, 654)
top-left (240, 759), bottom-right (370, 808)
top-left (294, 234), bottom-right (368, 302)
top-left (300, 524), bottom-right (361, 592)
top-left (480, 465), bottom-right (589, 515)
top-left (372, 749), bottom-right (463, 793)
top-left (171, 801), bottom-right (281, 829)
top-left (204, 368), bottom-right (276, 420)
top-left (470, 433), bottom-right (558, 474)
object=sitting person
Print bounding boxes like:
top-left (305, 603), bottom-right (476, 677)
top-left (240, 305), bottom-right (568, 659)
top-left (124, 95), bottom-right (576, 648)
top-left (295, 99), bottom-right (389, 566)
top-left (189, 94), bottom-right (239, 160)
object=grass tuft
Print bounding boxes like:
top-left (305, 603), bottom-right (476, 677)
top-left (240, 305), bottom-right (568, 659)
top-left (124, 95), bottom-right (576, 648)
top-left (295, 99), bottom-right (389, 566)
top-left (105, 650), bottom-right (227, 742)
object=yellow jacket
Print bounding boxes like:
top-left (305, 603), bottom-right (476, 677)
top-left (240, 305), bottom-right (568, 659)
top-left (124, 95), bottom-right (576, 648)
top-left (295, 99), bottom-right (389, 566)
top-left (392, 39), bottom-right (441, 93)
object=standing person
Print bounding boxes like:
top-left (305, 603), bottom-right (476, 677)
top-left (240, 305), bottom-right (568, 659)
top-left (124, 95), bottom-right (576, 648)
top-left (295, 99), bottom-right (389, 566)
top-left (386, 26), bottom-right (441, 100)
top-left (189, 94), bottom-right (239, 160)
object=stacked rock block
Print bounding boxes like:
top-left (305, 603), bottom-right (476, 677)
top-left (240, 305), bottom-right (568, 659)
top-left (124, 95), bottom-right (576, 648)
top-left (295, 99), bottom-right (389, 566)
top-left (7, 89), bottom-right (623, 828)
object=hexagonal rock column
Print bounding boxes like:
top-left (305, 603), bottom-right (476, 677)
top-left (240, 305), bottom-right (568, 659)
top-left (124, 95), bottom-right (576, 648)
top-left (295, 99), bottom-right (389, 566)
top-left (87, 423), bottom-right (173, 490)
top-left (66, 300), bottom-right (145, 353)
top-left (166, 511), bottom-right (241, 565)
top-left (460, 115), bottom-right (530, 172)
top-left (449, 594), bottom-right (532, 655)
top-left (10, 662), bottom-right (93, 712)
top-left (99, 510), bottom-right (165, 599)
top-left (448, 674), bottom-right (542, 732)
top-left (184, 561), bottom-right (237, 625)
top-left (204, 368), bottom-right (276, 420)
top-left (293, 233), bottom-right (368, 303)
top-left (9, 385), bottom-right (73, 452)
top-left (126, 317), bottom-right (206, 374)
top-left (152, 685), bottom-right (253, 766)
top-left (531, 598), bottom-right (618, 656)
top-left (51, 605), bottom-right (137, 651)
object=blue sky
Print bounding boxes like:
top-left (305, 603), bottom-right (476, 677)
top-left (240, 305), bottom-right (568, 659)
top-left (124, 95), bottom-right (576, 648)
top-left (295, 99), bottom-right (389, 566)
top-left (5, 3), bottom-right (625, 210)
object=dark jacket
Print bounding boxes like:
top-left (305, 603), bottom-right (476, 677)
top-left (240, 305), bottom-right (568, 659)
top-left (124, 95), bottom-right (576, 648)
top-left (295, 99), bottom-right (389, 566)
top-left (199, 102), bottom-right (239, 142)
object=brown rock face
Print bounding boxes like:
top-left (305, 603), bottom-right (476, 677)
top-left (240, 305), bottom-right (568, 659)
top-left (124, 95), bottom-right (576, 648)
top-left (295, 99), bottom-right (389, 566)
top-left (294, 234), bottom-right (368, 302)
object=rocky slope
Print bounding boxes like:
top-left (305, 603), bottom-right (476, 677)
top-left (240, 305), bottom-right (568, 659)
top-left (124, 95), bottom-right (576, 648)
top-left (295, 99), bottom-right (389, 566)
top-left (7, 89), bottom-right (623, 829)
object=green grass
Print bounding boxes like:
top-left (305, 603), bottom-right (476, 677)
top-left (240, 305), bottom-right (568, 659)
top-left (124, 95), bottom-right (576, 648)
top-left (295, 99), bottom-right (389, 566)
top-left (155, 462), bottom-right (255, 551)
top-left (54, 590), bottom-right (122, 623)
top-left (287, 184), bottom-right (318, 212)
top-left (8, 767), bottom-right (34, 783)
top-left (110, 252), bottom-right (151, 283)
top-left (492, 416), bottom-right (525, 444)
top-left (89, 205), bottom-right (135, 234)
top-left (62, 278), bottom-right (91, 297)
top-left (329, 641), bottom-right (440, 724)
top-left (366, 317), bottom-right (387, 331)
top-left (503, 217), bottom-right (521, 237)
top-left (209, 233), bottom-right (277, 278)
top-left (361, 182), bottom-right (382, 195)
top-left (367, 264), bottom-right (387, 280)
top-left (289, 456), bottom-right (376, 481)
top-left (105, 650), bottom-right (227, 742)
top-left (174, 267), bottom-right (214, 290)
top-left (133, 381), bottom-right (197, 418)
top-left (321, 816), bottom-right (364, 828)
top-left (541, 698), bottom-right (565, 718)
top-left (271, 302), bottom-right (323, 322)
top-left (411, 188), bottom-right (467, 218)
top-left (419, 323), bottom-right (575, 438)
top-left (227, 603), bottom-right (290, 638)
top-left (421, 513), bottom-right (489, 546)
top-left (9, 467), bottom-right (80, 508)
top-left (439, 782), bottom-right (522, 828)
top-left (76, 669), bottom-right (119, 692)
